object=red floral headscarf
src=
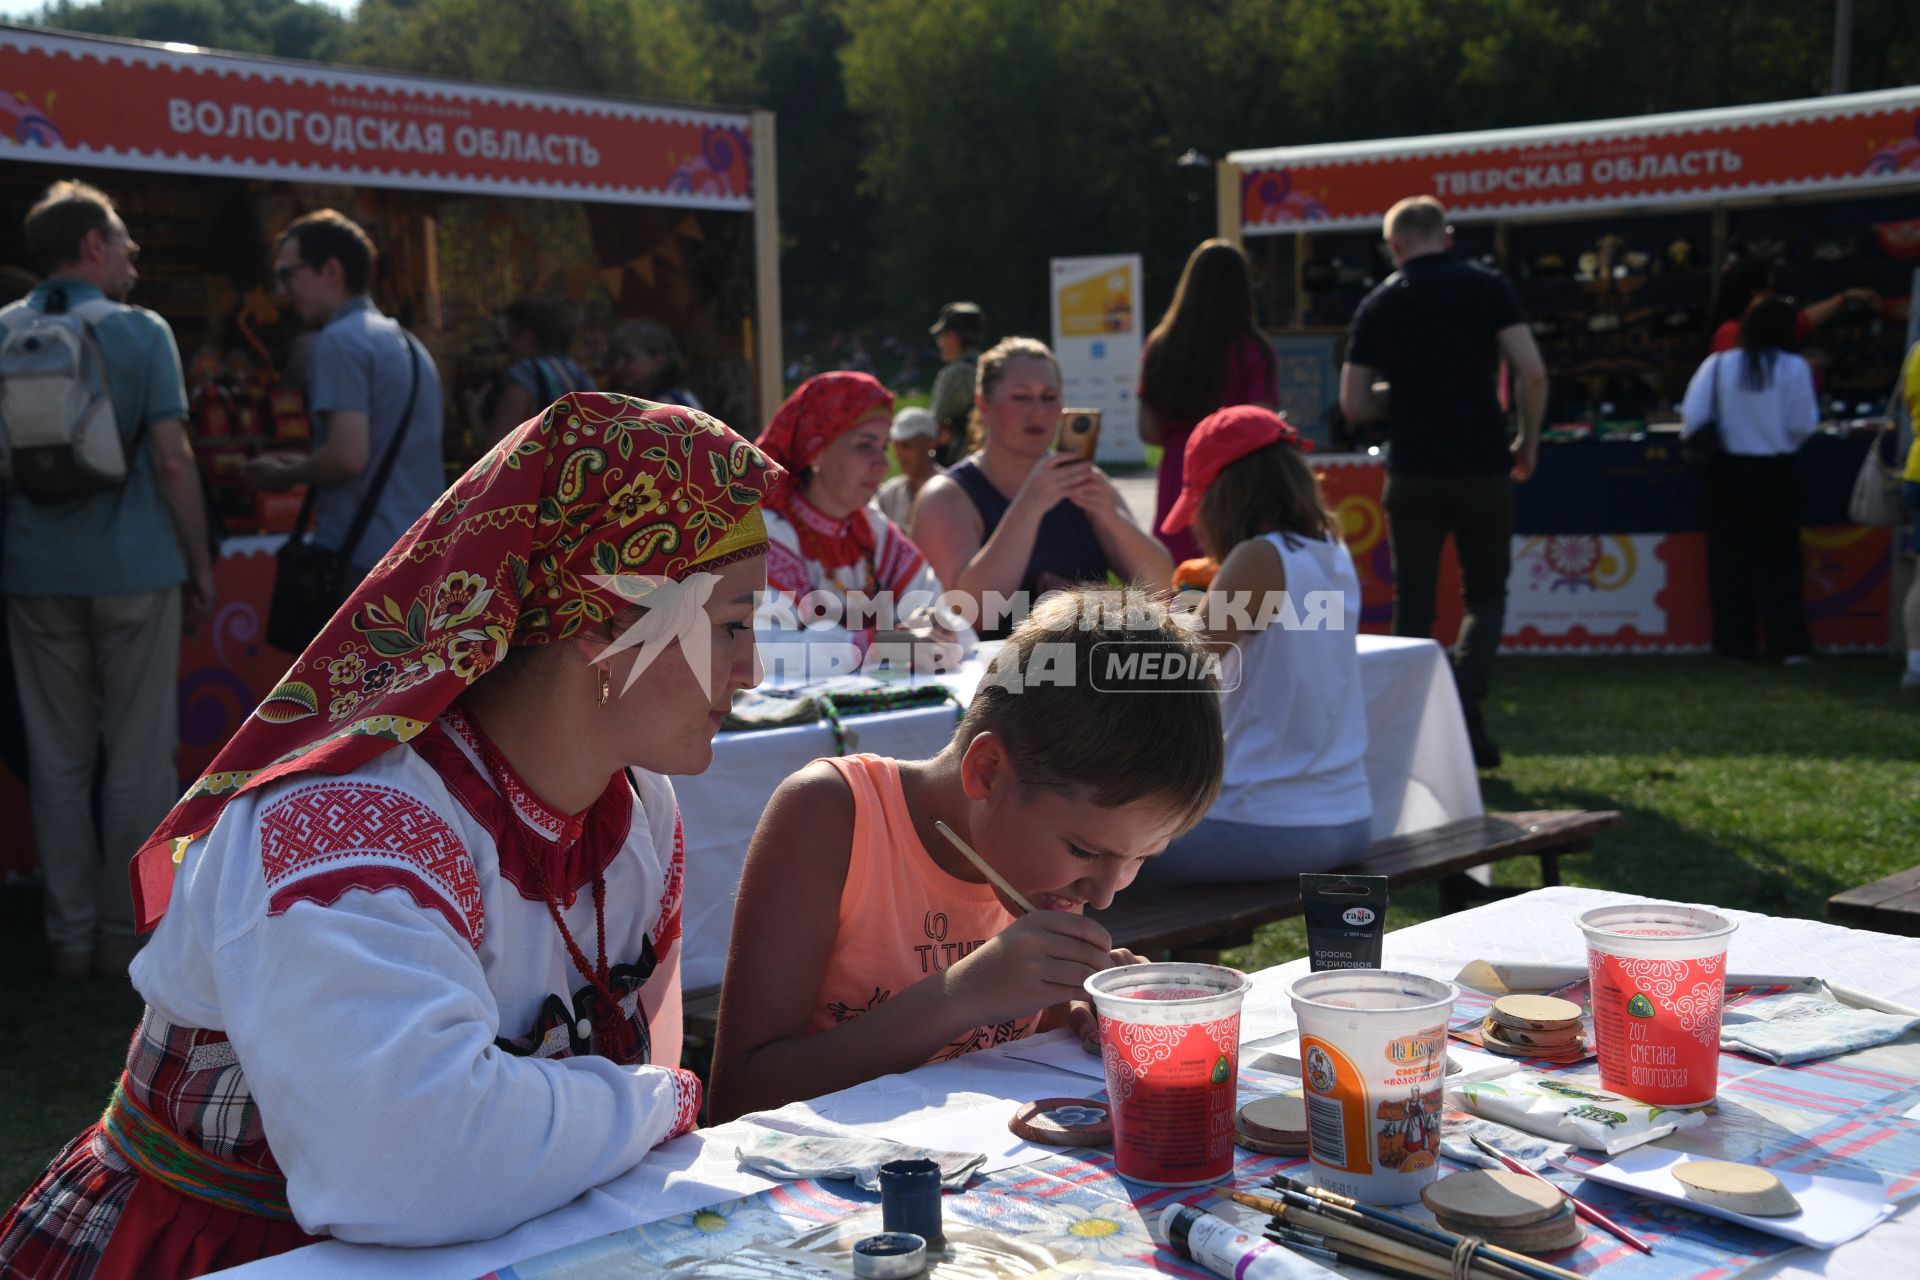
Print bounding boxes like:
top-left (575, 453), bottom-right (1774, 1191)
top-left (755, 371), bottom-right (894, 508)
top-left (132, 393), bottom-right (781, 931)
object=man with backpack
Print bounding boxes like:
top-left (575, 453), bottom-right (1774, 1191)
top-left (243, 209), bottom-right (444, 593)
top-left (0, 179), bottom-right (213, 982)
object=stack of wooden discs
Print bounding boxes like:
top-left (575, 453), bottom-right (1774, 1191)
top-left (1479, 995), bottom-right (1587, 1061)
top-left (1421, 1169), bottom-right (1587, 1255)
top-left (1234, 1096), bottom-right (1309, 1157)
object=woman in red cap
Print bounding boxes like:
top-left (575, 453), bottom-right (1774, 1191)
top-left (754, 373), bottom-right (958, 658)
top-left (1129, 405), bottom-right (1373, 886)
top-left (0, 394), bottom-right (780, 1278)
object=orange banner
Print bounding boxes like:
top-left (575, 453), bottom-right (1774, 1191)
top-left (1238, 89), bottom-right (1920, 233)
top-left (0, 29), bottom-right (753, 208)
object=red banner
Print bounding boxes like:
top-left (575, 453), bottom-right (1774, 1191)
top-left (1236, 89), bottom-right (1920, 233)
top-left (0, 29), bottom-right (753, 208)
top-left (1315, 457), bottom-right (1890, 653)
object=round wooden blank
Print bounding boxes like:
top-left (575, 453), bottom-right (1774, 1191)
top-left (1238, 1096), bottom-right (1308, 1146)
top-left (1442, 1202), bottom-right (1585, 1254)
top-left (1010, 1097), bottom-right (1113, 1147)
top-left (1673, 1161), bottom-right (1801, 1217)
top-left (1485, 1020), bottom-right (1584, 1048)
top-left (1421, 1169), bottom-right (1567, 1229)
top-left (1489, 995), bottom-right (1584, 1029)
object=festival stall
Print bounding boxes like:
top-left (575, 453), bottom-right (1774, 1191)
top-left (0, 24), bottom-right (783, 871)
top-left (1217, 87), bottom-right (1920, 653)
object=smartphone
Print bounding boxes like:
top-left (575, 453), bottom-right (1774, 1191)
top-left (1053, 408), bottom-right (1102, 462)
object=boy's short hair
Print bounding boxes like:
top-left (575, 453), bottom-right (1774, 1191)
top-left (952, 586), bottom-right (1223, 835)
top-left (1384, 196), bottom-right (1447, 243)
top-left (278, 209), bottom-right (377, 294)
top-left (23, 179), bottom-right (117, 271)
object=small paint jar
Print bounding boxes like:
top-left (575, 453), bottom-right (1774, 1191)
top-left (877, 1158), bottom-right (944, 1248)
top-left (851, 1231), bottom-right (927, 1279)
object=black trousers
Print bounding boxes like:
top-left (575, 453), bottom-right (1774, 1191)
top-left (1383, 470), bottom-right (1514, 717)
top-left (1702, 453), bottom-right (1811, 660)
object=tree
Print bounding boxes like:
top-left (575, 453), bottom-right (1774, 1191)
top-left (31, 0), bottom-right (351, 61)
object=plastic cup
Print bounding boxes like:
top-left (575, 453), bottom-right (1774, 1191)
top-left (1287, 969), bottom-right (1456, 1205)
top-left (1579, 902), bottom-right (1737, 1108)
top-left (1084, 962), bottom-right (1252, 1186)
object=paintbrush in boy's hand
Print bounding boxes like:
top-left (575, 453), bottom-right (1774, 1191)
top-left (933, 820), bottom-right (1035, 913)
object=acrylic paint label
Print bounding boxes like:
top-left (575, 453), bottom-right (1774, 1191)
top-left (1298, 1024), bottom-right (1445, 1198)
top-left (1587, 945), bottom-right (1725, 1106)
top-left (1097, 1011), bottom-right (1239, 1185)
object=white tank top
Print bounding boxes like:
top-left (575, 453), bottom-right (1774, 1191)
top-left (1210, 532), bottom-right (1372, 827)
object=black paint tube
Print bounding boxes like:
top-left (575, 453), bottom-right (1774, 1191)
top-left (1299, 874), bottom-right (1387, 971)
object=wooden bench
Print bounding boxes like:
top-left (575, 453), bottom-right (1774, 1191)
top-left (1089, 808), bottom-right (1622, 962)
top-left (681, 808), bottom-right (1619, 1044)
top-left (1828, 865), bottom-right (1920, 937)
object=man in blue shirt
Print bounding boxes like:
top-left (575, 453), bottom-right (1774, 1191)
top-left (244, 209), bottom-right (444, 587)
top-left (2, 179), bottom-right (212, 981)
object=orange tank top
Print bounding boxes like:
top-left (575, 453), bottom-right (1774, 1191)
top-left (809, 754), bottom-right (1041, 1063)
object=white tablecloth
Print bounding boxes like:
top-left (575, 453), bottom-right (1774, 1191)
top-left (677, 633), bottom-right (1483, 991)
top-left (218, 887), bottom-right (1920, 1278)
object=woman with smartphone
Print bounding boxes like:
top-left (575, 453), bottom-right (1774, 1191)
top-left (911, 337), bottom-right (1172, 638)
top-left (1138, 240), bottom-right (1279, 562)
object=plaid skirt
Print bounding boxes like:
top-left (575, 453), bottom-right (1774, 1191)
top-left (0, 1009), bottom-right (321, 1280)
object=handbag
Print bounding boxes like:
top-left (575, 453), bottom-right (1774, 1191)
top-left (1848, 359), bottom-right (1911, 527)
top-left (1680, 353), bottom-right (1722, 471)
top-left (266, 338), bottom-right (423, 654)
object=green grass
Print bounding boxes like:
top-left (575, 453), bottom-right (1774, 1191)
top-left (1230, 654), bottom-right (1920, 973)
top-left (4, 654), bottom-right (1916, 1200)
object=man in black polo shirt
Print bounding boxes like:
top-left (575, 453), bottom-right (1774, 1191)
top-left (1340, 196), bottom-right (1546, 767)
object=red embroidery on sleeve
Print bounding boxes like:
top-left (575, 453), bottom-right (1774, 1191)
top-left (666, 1066), bottom-right (701, 1139)
top-left (260, 782), bottom-right (485, 949)
top-left (653, 811), bottom-right (685, 957)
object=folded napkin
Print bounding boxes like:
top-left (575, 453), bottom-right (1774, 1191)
top-left (1720, 981), bottom-right (1920, 1065)
top-left (735, 1129), bottom-right (985, 1191)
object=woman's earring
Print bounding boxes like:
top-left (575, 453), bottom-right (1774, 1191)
top-left (598, 665), bottom-right (612, 708)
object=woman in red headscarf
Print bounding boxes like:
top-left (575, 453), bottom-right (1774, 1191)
top-left (755, 372), bottom-right (958, 655)
top-left (0, 395), bottom-right (780, 1278)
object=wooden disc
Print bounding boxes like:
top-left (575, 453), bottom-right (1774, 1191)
top-left (1235, 1132), bottom-right (1309, 1156)
top-left (1673, 1161), bottom-right (1801, 1217)
top-left (1477, 1028), bottom-right (1587, 1061)
top-left (1421, 1169), bottom-right (1567, 1229)
top-left (1010, 1098), bottom-right (1112, 1147)
top-left (1489, 995), bottom-right (1584, 1029)
top-left (1440, 1202), bottom-right (1586, 1254)
top-left (1238, 1096), bottom-right (1309, 1146)
top-left (1482, 1019), bottom-right (1584, 1048)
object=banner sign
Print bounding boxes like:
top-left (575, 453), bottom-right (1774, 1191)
top-left (1050, 254), bottom-right (1145, 464)
top-left (1232, 88), bottom-right (1920, 234)
top-left (0, 28), bottom-right (753, 208)
top-left (1314, 456), bottom-right (1890, 652)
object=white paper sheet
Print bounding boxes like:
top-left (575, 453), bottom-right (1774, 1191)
top-left (1582, 1146), bottom-right (1895, 1249)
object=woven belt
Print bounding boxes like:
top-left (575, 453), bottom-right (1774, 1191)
top-left (98, 1074), bottom-right (294, 1222)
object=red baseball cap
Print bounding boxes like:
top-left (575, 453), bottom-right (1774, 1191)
top-left (1160, 404), bottom-right (1312, 535)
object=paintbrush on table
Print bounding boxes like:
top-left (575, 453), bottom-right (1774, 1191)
top-left (1468, 1133), bottom-right (1653, 1254)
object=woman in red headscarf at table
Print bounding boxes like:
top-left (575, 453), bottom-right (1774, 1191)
top-left (755, 372), bottom-right (957, 654)
top-left (0, 395), bottom-right (780, 1279)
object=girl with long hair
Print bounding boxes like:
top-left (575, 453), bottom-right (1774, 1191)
top-left (1138, 239), bottom-right (1278, 561)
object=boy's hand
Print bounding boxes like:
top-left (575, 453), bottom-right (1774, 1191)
top-left (944, 911), bottom-right (1114, 1028)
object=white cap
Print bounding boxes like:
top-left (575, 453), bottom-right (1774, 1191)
top-left (889, 407), bottom-right (937, 441)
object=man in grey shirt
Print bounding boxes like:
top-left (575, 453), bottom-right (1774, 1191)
top-left (245, 209), bottom-right (443, 583)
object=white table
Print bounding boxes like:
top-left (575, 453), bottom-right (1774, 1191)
top-left (218, 887), bottom-right (1920, 1278)
top-left (676, 633), bottom-right (1483, 991)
